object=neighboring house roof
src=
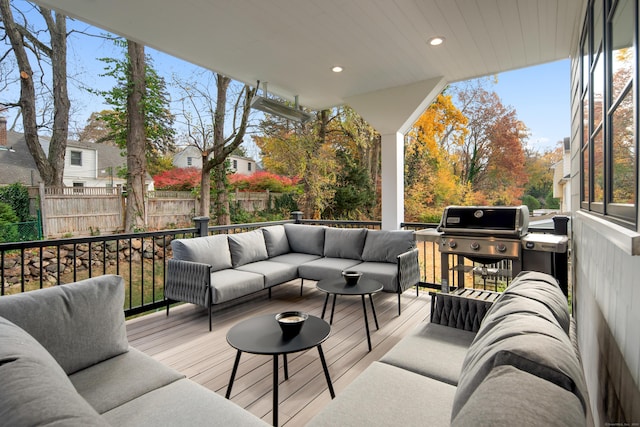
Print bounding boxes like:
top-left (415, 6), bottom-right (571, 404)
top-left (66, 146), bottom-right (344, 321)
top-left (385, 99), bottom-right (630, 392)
top-left (0, 131), bottom-right (43, 186)
top-left (0, 130), bottom-right (151, 186)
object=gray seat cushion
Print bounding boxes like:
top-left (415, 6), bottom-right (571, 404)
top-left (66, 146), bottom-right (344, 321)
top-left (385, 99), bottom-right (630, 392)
top-left (323, 227), bottom-right (367, 259)
top-left (380, 322), bottom-right (476, 385)
top-left (236, 260), bottom-right (299, 287)
top-left (349, 261), bottom-right (398, 292)
top-left (268, 252), bottom-right (321, 266)
top-left (69, 347), bottom-right (184, 414)
top-left (308, 361), bottom-right (457, 427)
top-left (210, 269), bottom-right (265, 303)
top-left (171, 234), bottom-right (232, 272)
top-left (284, 223), bottom-right (325, 255)
top-left (0, 316), bottom-right (108, 426)
top-left (228, 229), bottom-right (269, 267)
top-left (102, 378), bottom-right (268, 426)
top-left (261, 225), bottom-right (291, 257)
top-left (298, 257), bottom-right (362, 281)
top-left (361, 230), bottom-right (415, 264)
top-left (452, 365), bottom-right (586, 427)
top-left (0, 275), bottom-right (129, 375)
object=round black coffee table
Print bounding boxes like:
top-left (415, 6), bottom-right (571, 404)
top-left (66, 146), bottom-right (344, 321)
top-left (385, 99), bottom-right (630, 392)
top-left (316, 277), bottom-right (383, 351)
top-left (225, 313), bottom-right (334, 426)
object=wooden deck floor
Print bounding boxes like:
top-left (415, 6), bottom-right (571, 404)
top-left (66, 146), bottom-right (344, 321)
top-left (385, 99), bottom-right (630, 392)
top-left (126, 280), bottom-right (433, 426)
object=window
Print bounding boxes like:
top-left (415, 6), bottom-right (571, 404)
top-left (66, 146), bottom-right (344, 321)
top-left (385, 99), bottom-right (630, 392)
top-left (70, 150), bottom-right (82, 166)
top-left (72, 182), bottom-right (84, 194)
top-left (248, 162), bottom-right (252, 172)
top-left (580, 0), bottom-right (637, 227)
top-left (187, 157), bottom-right (193, 166)
top-left (233, 159), bottom-right (238, 169)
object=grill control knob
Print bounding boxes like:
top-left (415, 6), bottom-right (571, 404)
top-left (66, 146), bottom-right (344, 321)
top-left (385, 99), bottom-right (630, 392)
top-left (448, 239), bottom-right (457, 249)
top-left (496, 243), bottom-right (507, 253)
top-left (525, 241), bottom-right (535, 250)
top-left (470, 241), bottom-right (480, 251)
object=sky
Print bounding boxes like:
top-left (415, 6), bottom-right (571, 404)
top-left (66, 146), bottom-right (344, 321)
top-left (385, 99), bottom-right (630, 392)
top-left (490, 59), bottom-right (571, 153)
top-left (2, 2), bottom-right (571, 156)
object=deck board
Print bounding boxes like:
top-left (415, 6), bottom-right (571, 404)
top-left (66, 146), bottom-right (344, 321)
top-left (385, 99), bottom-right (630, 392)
top-left (126, 280), bottom-right (432, 426)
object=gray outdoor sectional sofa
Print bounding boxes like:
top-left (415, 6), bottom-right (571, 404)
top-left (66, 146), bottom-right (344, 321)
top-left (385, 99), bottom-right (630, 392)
top-left (308, 271), bottom-right (589, 426)
top-left (166, 223), bottom-right (420, 330)
top-left (0, 275), bottom-right (268, 427)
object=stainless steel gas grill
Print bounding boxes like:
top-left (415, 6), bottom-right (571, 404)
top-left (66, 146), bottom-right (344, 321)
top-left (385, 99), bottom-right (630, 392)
top-left (426, 205), bottom-right (569, 294)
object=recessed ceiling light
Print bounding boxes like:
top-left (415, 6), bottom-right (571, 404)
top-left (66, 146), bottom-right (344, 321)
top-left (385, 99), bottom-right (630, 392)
top-left (332, 66), bottom-right (343, 73)
top-left (428, 36), bottom-right (445, 46)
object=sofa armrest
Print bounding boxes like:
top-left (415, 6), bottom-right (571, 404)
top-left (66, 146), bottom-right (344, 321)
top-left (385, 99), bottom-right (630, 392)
top-left (397, 247), bottom-right (420, 292)
top-left (166, 259), bottom-right (211, 308)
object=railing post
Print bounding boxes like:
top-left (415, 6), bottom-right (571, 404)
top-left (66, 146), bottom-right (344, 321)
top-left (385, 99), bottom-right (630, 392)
top-left (291, 211), bottom-right (303, 223)
top-left (193, 216), bottom-right (210, 237)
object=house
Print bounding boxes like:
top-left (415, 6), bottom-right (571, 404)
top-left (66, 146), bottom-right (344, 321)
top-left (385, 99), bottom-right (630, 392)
top-left (20, 0), bottom-right (640, 423)
top-left (0, 119), bottom-right (153, 191)
top-left (551, 137), bottom-right (571, 212)
top-left (173, 145), bottom-right (257, 176)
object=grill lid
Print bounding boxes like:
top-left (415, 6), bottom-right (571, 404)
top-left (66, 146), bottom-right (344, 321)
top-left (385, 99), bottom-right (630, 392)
top-left (437, 205), bottom-right (529, 238)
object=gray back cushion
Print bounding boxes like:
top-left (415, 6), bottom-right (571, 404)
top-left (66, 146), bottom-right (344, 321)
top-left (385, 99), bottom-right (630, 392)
top-left (228, 229), bottom-right (269, 267)
top-left (284, 224), bottom-right (326, 256)
top-left (0, 274), bottom-right (129, 375)
top-left (171, 234), bottom-right (232, 272)
top-left (502, 271), bottom-right (570, 333)
top-left (452, 313), bottom-right (587, 419)
top-left (0, 316), bottom-right (109, 426)
top-left (361, 230), bottom-right (415, 263)
top-left (261, 225), bottom-right (290, 257)
top-left (324, 228), bottom-right (367, 259)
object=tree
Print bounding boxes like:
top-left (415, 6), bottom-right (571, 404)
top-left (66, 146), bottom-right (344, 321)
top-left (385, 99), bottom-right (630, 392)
top-left (0, 0), bottom-right (70, 186)
top-left (124, 40), bottom-right (147, 232)
top-left (404, 93), bottom-right (468, 222)
top-left (448, 79), bottom-right (529, 205)
top-left (173, 71), bottom-right (255, 223)
top-left (91, 40), bottom-right (176, 231)
top-left (91, 43), bottom-right (175, 159)
top-left (255, 109), bottom-right (337, 219)
top-left (153, 167), bottom-right (200, 191)
top-left (77, 110), bottom-right (116, 144)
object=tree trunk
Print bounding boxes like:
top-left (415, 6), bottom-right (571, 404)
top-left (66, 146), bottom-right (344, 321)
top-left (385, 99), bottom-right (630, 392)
top-left (0, 1), bottom-right (69, 186)
top-left (213, 162), bottom-right (229, 225)
top-left (199, 153), bottom-right (212, 218)
top-left (125, 40), bottom-right (147, 232)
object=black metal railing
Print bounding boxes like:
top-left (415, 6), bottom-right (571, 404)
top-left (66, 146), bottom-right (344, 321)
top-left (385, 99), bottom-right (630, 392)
top-left (0, 213), bottom-right (569, 317)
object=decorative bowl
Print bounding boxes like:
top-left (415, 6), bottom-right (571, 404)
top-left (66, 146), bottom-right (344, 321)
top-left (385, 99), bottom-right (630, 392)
top-left (342, 270), bottom-right (363, 286)
top-left (275, 311), bottom-right (308, 338)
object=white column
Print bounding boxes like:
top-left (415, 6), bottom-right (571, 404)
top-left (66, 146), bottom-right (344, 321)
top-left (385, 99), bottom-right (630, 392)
top-left (381, 132), bottom-right (404, 230)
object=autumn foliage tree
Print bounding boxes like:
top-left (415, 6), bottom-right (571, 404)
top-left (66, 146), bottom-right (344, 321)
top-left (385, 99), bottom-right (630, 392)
top-left (153, 167), bottom-right (201, 191)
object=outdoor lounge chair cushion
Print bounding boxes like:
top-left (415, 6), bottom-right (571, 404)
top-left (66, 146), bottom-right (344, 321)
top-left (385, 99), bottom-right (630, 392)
top-left (228, 229), bottom-right (269, 267)
top-left (102, 378), bottom-right (268, 426)
top-left (323, 227), bottom-right (367, 260)
top-left (452, 313), bottom-right (588, 419)
top-left (171, 234), bottom-right (233, 272)
top-left (451, 365), bottom-right (586, 427)
top-left (69, 347), bottom-right (184, 414)
top-left (379, 322), bottom-right (476, 386)
top-left (308, 361), bottom-right (457, 427)
top-left (261, 225), bottom-right (290, 257)
top-left (209, 269), bottom-right (264, 303)
top-left (0, 275), bottom-right (129, 375)
top-left (0, 316), bottom-right (108, 426)
top-left (361, 230), bottom-right (415, 264)
top-left (284, 223), bottom-right (325, 255)
top-left (348, 261), bottom-right (399, 292)
top-left (236, 260), bottom-right (299, 287)
top-left (298, 257), bottom-right (362, 281)
top-left (502, 271), bottom-right (571, 333)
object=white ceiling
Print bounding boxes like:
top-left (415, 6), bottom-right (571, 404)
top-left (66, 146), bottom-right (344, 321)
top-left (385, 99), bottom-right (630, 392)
top-left (35, 0), bottom-right (586, 112)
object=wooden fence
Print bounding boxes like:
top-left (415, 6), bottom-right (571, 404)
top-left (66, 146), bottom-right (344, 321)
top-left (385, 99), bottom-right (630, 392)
top-left (29, 186), bottom-right (279, 238)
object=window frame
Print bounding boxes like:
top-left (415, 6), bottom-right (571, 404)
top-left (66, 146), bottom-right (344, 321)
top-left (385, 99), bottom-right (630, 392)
top-left (580, 0), bottom-right (638, 228)
top-left (70, 150), bottom-right (83, 167)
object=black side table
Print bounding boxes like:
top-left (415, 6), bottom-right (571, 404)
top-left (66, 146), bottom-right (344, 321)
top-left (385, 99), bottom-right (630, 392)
top-left (316, 277), bottom-right (383, 351)
top-left (225, 313), bottom-right (334, 426)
